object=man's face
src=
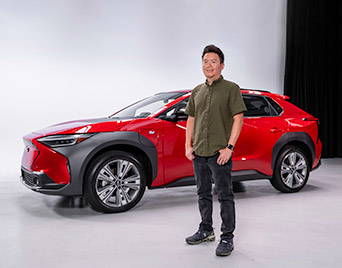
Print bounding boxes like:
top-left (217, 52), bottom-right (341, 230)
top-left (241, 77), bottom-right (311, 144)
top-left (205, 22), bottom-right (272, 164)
top-left (202, 52), bottom-right (224, 81)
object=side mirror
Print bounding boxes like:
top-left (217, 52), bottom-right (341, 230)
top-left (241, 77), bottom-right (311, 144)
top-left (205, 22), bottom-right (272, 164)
top-left (170, 108), bottom-right (188, 122)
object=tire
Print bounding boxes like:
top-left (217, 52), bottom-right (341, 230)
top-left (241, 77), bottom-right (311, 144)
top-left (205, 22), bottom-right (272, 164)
top-left (270, 145), bottom-right (310, 193)
top-left (84, 150), bottom-right (146, 213)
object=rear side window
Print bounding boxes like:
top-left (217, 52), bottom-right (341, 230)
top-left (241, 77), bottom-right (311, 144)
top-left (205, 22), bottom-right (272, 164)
top-left (266, 97), bottom-right (283, 115)
top-left (243, 95), bottom-right (277, 117)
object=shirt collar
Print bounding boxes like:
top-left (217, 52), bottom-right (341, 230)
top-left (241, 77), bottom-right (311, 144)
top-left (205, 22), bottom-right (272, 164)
top-left (205, 75), bottom-right (223, 86)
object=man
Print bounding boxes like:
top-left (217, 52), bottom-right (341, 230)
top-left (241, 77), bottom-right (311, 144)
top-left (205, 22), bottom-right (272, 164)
top-left (184, 45), bottom-right (246, 257)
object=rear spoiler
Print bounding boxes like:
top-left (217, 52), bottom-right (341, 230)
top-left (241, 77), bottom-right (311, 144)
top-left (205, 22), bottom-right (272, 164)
top-left (241, 89), bottom-right (290, 100)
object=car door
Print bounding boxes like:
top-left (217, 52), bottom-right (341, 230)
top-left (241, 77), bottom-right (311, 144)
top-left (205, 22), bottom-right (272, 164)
top-left (233, 94), bottom-right (288, 176)
top-left (157, 99), bottom-right (194, 185)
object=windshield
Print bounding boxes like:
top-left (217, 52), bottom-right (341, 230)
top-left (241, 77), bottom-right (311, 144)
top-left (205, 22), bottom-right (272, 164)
top-left (109, 92), bottom-right (187, 119)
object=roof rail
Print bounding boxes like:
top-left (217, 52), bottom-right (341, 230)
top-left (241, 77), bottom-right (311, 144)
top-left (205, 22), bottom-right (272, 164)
top-left (241, 88), bottom-right (271, 93)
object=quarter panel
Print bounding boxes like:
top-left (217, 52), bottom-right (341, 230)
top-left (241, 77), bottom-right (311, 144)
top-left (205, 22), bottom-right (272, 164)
top-left (234, 116), bottom-right (288, 176)
top-left (120, 118), bottom-right (165, 187)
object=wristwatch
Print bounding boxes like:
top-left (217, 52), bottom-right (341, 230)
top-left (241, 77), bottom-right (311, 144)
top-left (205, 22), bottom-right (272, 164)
top-left (227, 144), bottom-right (234, 151)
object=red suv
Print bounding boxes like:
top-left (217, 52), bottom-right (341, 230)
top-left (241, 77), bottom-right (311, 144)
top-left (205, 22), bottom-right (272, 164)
top-left (21, 90), bottom-right (322, 213)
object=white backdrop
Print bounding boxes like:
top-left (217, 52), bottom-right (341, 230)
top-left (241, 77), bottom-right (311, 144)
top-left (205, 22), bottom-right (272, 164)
top-left (0, 0), bottom-right (286, 179)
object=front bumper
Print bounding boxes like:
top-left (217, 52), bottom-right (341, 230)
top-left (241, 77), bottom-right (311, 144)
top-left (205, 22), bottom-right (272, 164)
top-left (20, 167), bottom-right (67, 191)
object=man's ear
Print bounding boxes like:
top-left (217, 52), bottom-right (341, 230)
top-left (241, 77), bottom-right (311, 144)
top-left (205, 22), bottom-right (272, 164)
top-left (221, 63), bottom-right (225, 71)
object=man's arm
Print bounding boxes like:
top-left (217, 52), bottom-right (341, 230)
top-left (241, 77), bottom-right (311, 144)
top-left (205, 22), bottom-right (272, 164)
top-left (185, 116), bottom-right (195, 160)
top-left (217, 112), bottom-right (244, 165)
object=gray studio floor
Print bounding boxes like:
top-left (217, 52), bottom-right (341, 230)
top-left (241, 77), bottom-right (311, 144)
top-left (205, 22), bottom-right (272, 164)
top-left (1, 158), bottom-right (342, 268)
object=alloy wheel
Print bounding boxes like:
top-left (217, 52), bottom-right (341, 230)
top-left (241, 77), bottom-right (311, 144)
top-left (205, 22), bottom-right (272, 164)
top-left (95, 159), bottom-right (141, 208)
top-left (280, 151), bottom-right (308, 189)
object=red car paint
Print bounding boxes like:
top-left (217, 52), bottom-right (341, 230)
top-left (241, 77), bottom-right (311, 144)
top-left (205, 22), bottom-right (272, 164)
top-left (21, 90), bottom-right (322, 190)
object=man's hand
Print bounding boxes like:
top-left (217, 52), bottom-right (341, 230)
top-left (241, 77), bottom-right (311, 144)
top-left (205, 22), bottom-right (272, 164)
top-left (186, 146), bottom-right (195, 161)
top-left (217, 147), bottom-right (232, 165)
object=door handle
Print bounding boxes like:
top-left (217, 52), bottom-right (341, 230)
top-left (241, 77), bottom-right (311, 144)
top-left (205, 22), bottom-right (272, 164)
top-left (270, 127), bottom-right (282, 133)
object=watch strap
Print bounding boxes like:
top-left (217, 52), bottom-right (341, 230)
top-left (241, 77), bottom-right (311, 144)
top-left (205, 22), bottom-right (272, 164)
top-left (227, 144), bottom-right (234, 151)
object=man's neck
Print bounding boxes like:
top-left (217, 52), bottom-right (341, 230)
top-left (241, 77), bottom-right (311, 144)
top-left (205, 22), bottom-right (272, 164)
top-left (206, 75), bottom-right (222, 86)
top-left (207, 79), bottom-right (214, 86)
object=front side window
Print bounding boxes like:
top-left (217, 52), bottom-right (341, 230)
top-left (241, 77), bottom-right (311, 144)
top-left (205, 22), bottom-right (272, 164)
top-left (158, 98), bottom-right (189, 121)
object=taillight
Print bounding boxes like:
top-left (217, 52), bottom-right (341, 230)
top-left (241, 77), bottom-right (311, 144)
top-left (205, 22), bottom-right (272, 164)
top-left (302, 117), bottom-right (320, 143)
top-left (302, 117), bottom-right (319, 124)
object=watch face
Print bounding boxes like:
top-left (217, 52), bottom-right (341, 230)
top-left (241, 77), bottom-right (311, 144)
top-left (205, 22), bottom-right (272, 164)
top-left (227, 144), bottom-right (234, 150)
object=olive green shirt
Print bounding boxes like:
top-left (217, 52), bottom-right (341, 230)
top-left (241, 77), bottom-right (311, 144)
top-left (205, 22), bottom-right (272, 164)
top-left (185, 76), bottom-right (247, 157)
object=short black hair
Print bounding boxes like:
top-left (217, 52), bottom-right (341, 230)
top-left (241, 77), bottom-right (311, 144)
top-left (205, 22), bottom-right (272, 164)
top-left (202, 45), bottom-right (224, 64)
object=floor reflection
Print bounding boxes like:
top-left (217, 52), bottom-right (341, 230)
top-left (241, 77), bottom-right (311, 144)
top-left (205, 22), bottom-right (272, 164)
top-left (55, 196), bottom-right (89, 208)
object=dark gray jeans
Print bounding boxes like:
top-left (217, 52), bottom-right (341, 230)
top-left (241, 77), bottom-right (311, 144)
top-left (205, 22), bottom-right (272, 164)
top-left (193, 153), bottom-right (235, 241)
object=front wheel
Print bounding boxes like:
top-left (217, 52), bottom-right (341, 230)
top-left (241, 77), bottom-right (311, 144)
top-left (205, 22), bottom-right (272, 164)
top-left (271, 146), bottom-right (310, 193)
top-left (84, 151), bottom-right (146, 213)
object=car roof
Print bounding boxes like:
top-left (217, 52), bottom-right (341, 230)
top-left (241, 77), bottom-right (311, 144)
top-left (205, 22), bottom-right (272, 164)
top-left (162, 89), bottom-right (289, 100)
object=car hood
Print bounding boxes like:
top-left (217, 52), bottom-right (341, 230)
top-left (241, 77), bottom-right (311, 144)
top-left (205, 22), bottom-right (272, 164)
top-left (32, 117), bottom-right (134, 137)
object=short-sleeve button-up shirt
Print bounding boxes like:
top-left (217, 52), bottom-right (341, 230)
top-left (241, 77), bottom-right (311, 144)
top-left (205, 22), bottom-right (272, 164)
top-left (185, 76), bottom-right (247, 157)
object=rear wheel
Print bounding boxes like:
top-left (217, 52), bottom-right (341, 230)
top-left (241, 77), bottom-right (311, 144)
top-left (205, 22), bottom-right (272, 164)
top-left (271, 146), bottom-right (310, 193)
top-left (85, 151), bottom-right (146, 213)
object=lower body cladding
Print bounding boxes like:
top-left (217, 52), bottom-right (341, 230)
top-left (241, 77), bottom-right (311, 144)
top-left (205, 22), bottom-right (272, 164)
top-left (163, 170), bottom-right (271, 188)
top-left (20, 131), bottom-right (157, 196)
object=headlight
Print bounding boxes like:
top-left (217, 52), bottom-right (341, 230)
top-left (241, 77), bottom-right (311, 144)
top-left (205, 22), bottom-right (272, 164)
top-left (37, 133), bottom-right (95, 148)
